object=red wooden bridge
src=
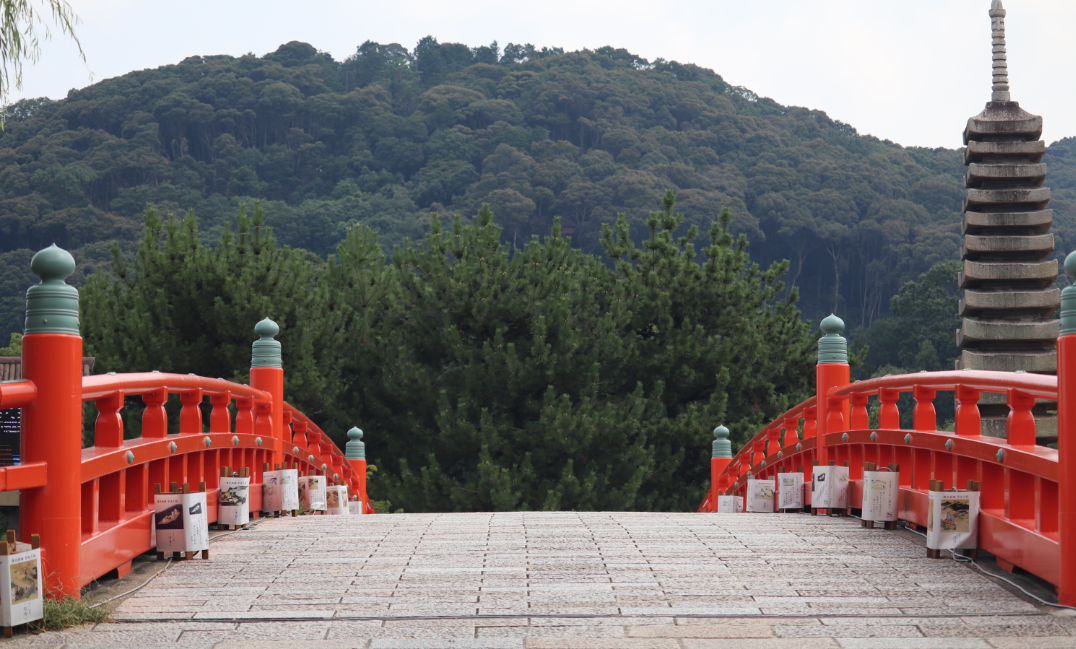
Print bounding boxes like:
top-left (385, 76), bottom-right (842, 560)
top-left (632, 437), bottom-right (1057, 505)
top-left (0, 244), bottom-right (371, 598)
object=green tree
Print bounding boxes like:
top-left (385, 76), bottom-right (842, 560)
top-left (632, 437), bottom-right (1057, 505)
top-left (82, 204), bottom-right (347, 423)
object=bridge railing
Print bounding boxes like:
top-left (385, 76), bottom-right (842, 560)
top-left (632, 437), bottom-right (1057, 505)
top-left (0, 244), bottom-right (372, 598)
top-left (700, 305), bottom-right (1076, 605)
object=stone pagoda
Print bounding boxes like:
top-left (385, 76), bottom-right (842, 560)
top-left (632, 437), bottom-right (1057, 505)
top-left (958, 0), bottom-right (1058, 439)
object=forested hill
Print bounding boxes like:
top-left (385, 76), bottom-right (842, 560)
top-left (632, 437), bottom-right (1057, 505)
top-left (2, 38), bottom-right (1075, 340)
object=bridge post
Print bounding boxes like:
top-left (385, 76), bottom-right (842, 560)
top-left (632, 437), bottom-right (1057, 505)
top-left (816, 314), bottom-right (850, 467)
top-left (19, 245), bottom-right (83, 598)
top-left (710, 426), bottom-right (731, 511)
top-left (1058, 252), bottom-right (1076, 605)
top-left (249, 318), bottom-right (285, 468)
top-left (346, 427), bottom-right (367, 510)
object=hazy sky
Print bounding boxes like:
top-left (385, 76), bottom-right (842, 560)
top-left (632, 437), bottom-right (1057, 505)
top-left (9, 0), bottom-right (1073, 150)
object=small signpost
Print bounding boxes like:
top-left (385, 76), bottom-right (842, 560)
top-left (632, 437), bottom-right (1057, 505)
top-left (218, 467), bottom-right (250, 530)
top-left (716, 495), bottom-right (743, 513)
top-left (746, 478), bottom-right (776, 512)
top-left (298, 473), bottom-right (327, 513)
top-left (811, 461), bottom-right (850, 516)
top-left (0, 531), bottom-right (41, 637)
top-left (263, 463), bottom-right (299, 517)
top-left (860, 463), bottom-right (899, 529)
top-left (777, 471), bottom-right (804, 512)
top-left (154, 482), bottom-right (209, 560)
top-left (926, 479), bottom-right (981, 559)
top-left (326, 485), bottom-right (349, 515)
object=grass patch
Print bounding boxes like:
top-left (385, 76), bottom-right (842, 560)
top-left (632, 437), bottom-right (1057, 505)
top-left (36, 595), bottom-right (110, 631)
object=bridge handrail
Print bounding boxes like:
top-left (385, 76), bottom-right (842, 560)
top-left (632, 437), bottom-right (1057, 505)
top-left (81, 372), bottom-right (270, 401)
top-left (829, 369), bottom-right (1057, 400)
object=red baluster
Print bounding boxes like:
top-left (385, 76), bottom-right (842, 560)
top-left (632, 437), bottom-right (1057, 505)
top-left (766, 427), bottom-right (781, 456)
top-left (1007, 389), bottom-right (1037, 447)
top-left (751, 439), bottom-right (765, 467)
top-left (783, 417), bottom-right (799, 446)
top-left (293, 420), bottom-right (309, 449)
top-left (826, 397), bottom-right (847, 434)
top-left (234, 396), bottom-right (254, 435)
top-left (209, 391), bottom-right (231, 433)
top-left (913, 386), bottom-right (937, 432)
top-left (179, 388), bottom-right (203, 434)
top-left (879, 388), bottom-right (900, 429)
top-left (94, 390), bottom-right (124, 448)
top-left (802, 406), bottom-right (817, 439)
top-left (850, 393), bottom-right (869, 430)
top-left (955, 385), bottom-right (981, 437)
top-left (255, 400), bottom-right (273, 438)
top-left (142, 388), bottom-right (168, 438)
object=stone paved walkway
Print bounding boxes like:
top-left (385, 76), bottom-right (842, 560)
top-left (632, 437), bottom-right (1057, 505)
top-left (12, 512), bottom-right (1076, 648)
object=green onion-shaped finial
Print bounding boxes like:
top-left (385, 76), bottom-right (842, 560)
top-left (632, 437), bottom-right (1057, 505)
top-left (251, 318), bottom-right (282, 368)
top-left (712, 425), bottom-right (731, 459)
top-left (817, 313), bottom-right (847, 364)
top-left (345, 427), bottom-right (365, 460)
top-left (1061, 252), bottom-right (1076, 336)
top-left (24, 244), bottom-right (79, 335)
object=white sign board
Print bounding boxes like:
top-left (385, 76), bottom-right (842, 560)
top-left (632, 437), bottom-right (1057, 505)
top-left (299, 475), bottom-right (327, 511)
top-left (349, 500), bottom-right (365, 515)
top-left (218, 476), bottom-right (250, 526)
top-left (716, 495), bottom-right (743, 513)
top-left (861, 470), bottom-right (898, 522)
top-left (326, 485), bottom-right (349, 515)
top-left (0, 548), bottom-right (42, 627)
top-left (927, 490), bottom-right (980, 550)
top-left (746, 479), bottom-right (775, 512)
top-left (263, 469), bottom-right (299, 512)
top-left (811, 465), bottom-right (849, 509)
top-left (777, 472), bottom-right (804, 510)
top-left (154, 491), bottom-right (209, 553)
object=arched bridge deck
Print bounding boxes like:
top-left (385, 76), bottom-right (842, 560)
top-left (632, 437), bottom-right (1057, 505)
top-left (18, 512), bottom-right (1071, 648)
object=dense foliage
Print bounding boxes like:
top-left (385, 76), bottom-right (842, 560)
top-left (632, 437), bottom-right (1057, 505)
top-left (4, 37), bottom-right (1074, 341)
top-left (82, 193), bottom-right (815, 511)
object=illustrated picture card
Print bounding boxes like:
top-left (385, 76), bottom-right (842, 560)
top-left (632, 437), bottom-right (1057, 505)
top-left (0, 548), bottom-right (42, 626)
top-left (326, 485), bottom-right (349, 515)
top-left (299, 475), bottom-right (327, 511)
top-left (154, 491), bottom-right (209, 553)
top-left (926, 490), bottom-right (979, 550)
top-left (263, 469), bottom-right (299, 512)
top-left (777, 472), bottom-right (803, 509)
top-left (349, 499), bottom-right (364, 515)
top-left (860, 470), bottom-right (898, 522)
top-left (746, 479), bottom-right (776, 512)
top-left (218, 476), bottom-right (250, 526)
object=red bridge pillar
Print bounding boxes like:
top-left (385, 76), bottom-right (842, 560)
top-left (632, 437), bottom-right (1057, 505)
top-left (20, 245), bottom-right (83, 597)
top-left (249, 318), bottom-right (284, 468)
top-left (346, 427), bottom-right (368, 509)
top-left (710, 426), bottom-right (731, 510)
top-left (816, 314), bottom-right (850, 467)
top-left (1058, 252), bottom-right (1076, 605)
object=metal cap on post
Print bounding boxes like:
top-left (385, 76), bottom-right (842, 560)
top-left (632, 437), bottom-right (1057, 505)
top-left (816, 314), bottom-right (850, 469)
top-left (20, 244), bottom-right (83, 597)
top-left (1058, 251), bottom-right (1076, 605)
top-left (249, 318), bottom-right (284, 467)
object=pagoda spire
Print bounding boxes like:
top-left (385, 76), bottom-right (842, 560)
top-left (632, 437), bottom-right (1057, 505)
top-left (990, 0), bottom-right (1010, 101)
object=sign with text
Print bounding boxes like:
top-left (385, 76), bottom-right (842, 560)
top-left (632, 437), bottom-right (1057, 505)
top-left (746, 479), bottom-right (776, 512)
top-left (811, 465), bottom-right (849, 509)
top-left (777, 473), bottom-right (804, 510)
top-left (263, 469), bottom-right (299, 512)
top-left (154, 492), bottom-right (209, 554)
top-left (861, 470), bottom-right (898, 522)
top-left (218, 476), bottom-right (251, 526)
top-left (0, 548), bottom-right (42, 627)
top-left (326, 485), bottom-right (349, 515)
top-left (298, 475), bottom-right (327, 511)
top-left (927, 490), bottom-right (980, 550)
